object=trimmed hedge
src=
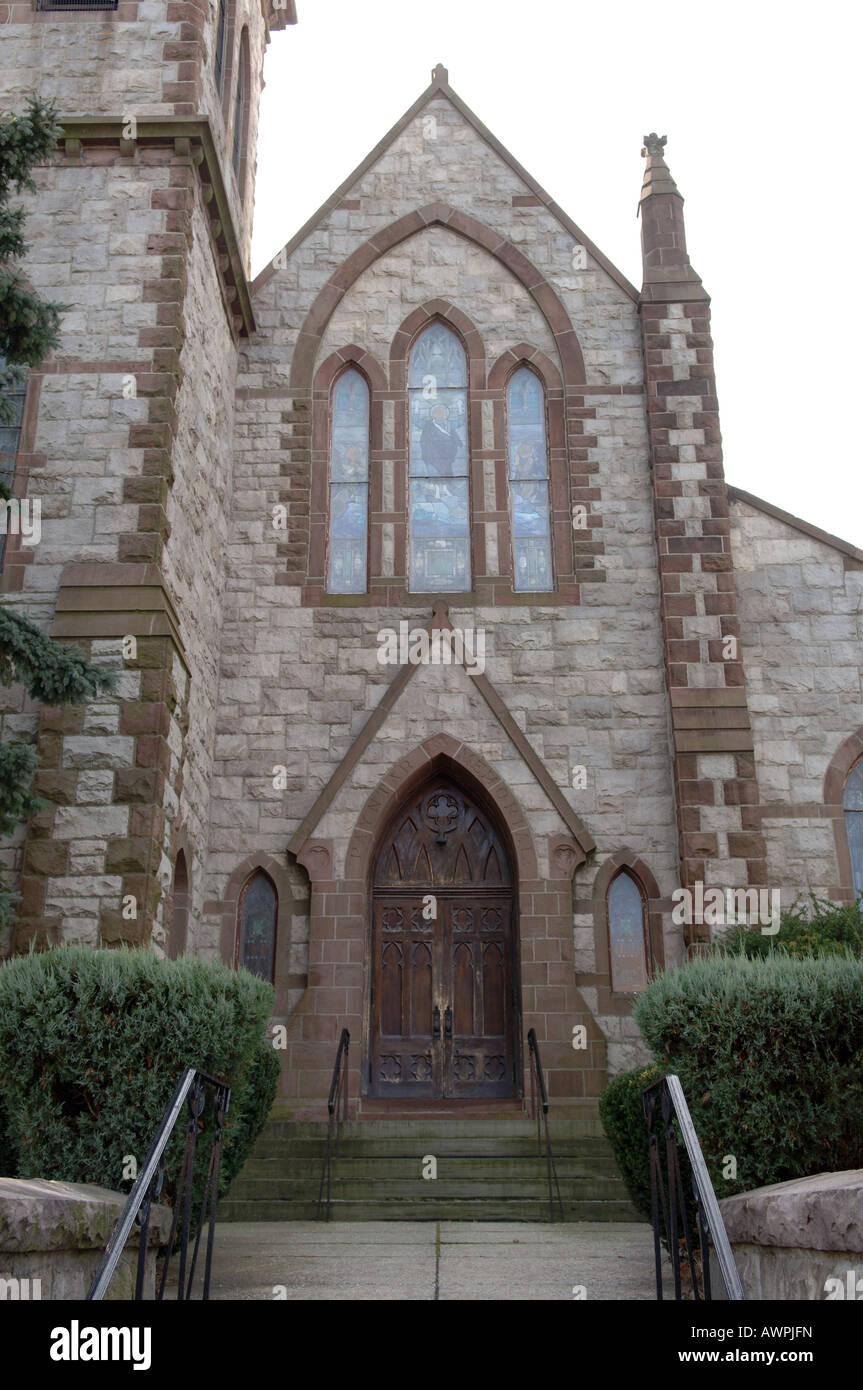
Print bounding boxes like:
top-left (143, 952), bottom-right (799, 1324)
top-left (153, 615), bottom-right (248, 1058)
top-left (0, 945), bottom-right (278, 1204)
top-left (598, 1062), bottom-right (669, 1223)
top-left (633, 953), bottom-right (863, 1196)
top-left (725, 893), bottom-right (863, 960)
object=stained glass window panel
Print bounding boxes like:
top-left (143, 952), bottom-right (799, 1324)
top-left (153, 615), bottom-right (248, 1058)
top-left (846, 762), bottom-right (863, 900)
top-left (410, 389), bottom-right (468, 477)
top-left (408, 321), bottom-right (468, 389)
top-left (409, 325), bottom-right (470, 592)
top-left (328, 369), bottom-right (369, 594)
top-left (608, 872), bottom-right (648, 994)
top-left (238, 871), bottom-right (277, 981)
top-left (506, 368), bottom-right (552, 592)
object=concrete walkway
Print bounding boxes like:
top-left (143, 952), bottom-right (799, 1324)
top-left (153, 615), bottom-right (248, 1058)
top-left (210, 1221), bottom-right (667, 1300)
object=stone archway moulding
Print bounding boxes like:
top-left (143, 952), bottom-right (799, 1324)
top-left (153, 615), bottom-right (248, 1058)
top-left (823, 728), bottom-right (863, 902)
top-left (289, 203), bottom-right (587, 390)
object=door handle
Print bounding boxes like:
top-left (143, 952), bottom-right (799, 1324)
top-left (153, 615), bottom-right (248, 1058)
top-left (433, 1005), bottom-right (441, 1040)
top-left (444, 1006), bottom-right (452, 1039)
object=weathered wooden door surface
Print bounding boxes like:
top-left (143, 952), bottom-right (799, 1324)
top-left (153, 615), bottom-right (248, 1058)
top-left (369, 780), bottom-right (518, 1099)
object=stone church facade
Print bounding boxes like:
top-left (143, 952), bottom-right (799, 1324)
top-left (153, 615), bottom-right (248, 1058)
top-left (1, 7), bottom-right (862, 1112)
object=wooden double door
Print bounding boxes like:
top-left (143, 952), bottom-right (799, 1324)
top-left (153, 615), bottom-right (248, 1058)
top-left (368, 779), bottom-right (519, 1100)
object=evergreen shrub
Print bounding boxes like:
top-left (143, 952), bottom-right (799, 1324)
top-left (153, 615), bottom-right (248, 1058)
top-left (0, 946), bottom-right (279, 1205)
top-left (632, 953), bottom-right (863, 1196)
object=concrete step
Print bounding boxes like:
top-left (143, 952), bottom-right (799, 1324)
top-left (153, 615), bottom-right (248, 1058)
top-left (250, 1135), bottom-right (615, 1158)
top-left (238, 1154), bottom-right (620, 1178)
top-left (219, 1102), bottom-right (635, 1222)
top-left (218, 1198), bottom-right (641, 1223)
top-left (227, 1175), bottom-right (628, 1200)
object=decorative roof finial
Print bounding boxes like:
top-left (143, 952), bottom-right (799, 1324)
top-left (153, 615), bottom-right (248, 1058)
top-left (641, 132), bottom-right (667, 159)
top-left (431, 63), bottom-right (449, 84)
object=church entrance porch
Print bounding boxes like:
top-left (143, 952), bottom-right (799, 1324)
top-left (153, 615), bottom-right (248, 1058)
top-left (369, 778), bottom-right (519, 1100)
top-left (281, 735), bottom-right (606, 1113)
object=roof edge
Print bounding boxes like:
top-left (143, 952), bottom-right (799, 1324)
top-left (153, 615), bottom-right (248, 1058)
top-left (252, 68), bottom-right (638, 302)
top-left (728, 485), bottom-right (863, 565)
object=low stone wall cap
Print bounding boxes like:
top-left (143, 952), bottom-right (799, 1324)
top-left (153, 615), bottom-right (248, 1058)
top-left (0, 1177), bottom-right (171, 1253)
top-left (718, 1169), bottom-right (863, 1253)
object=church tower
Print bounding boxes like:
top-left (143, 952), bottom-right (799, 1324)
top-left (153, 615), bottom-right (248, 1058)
top-left (0, 0), bottom-right (297, 955)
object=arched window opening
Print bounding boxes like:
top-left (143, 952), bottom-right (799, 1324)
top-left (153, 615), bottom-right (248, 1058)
top-left (408, 322), bottom-right (470, 592)
top-left (844, 760), bottom-right (863, 901)
top-left (506, 366), bottom-right (553, 592)
top-left (167, 850), bottom-right (189, 960)
top-left (232, 29), bottom-right (249, 190)
top-left (327, 368), bottom-right (370, 593)
top-left (236, 869), bottom-right (277, 981)
top-left (608, 869), bottom-right (649, 994)
top-left (214, 0), bottom-right (228, 95)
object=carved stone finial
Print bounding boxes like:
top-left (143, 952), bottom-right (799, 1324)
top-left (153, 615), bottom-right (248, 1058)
top-left (431, 63), bottom-right (449, 84)
top-left (641, 132), bottom-right (667, 159)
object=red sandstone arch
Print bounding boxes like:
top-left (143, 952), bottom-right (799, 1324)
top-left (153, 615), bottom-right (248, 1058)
top-left (217, 851), bottom-right (300, 1009)
top-left (586, 848), bottom-right (665, 1015)
top-left (289, 204), bottom-right (586, 389)
top-left (313, 344), bottom-right (388, 396)
top-left (823, 730), bottom-right (863, 902)
top-left (342, 733), bottom-right (540, 889)
top-left (488, 342), bottom-right (563, 392)
top-left (390, 299), bottom-right (487, 391)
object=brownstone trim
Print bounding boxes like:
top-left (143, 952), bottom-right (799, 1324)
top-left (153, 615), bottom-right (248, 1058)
top-left (252, 68), bottom-right (637, 303)
top-left (286, 205), bottom-right (586, 391)
top-left (310, 347), bottom-right (384, 589)
top-left (489, 346), bottom-right (575, 596)
top-left (584, 850), bottom-right (665, 1016)
top-left (166, 825), bottom-right (192, 959)
top-left (217, 0), bottom-right (238, 125)
top-left (341, 733), bottom-right (538, 886)
top-left (822, 731), bottom-right (863, 901)
top-left (57, 118), bottom-right (253, 338)
top-left (287, 604), bottom-right (596, 863)
top-left (231, 25), bottom-right (252, 199)
top-left (215, 852), bottom-right (299, 1012)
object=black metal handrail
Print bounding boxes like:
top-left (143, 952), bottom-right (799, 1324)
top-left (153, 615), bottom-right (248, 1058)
top-left (87, 1067), bottom-right (230, 1301)
top-left (527, 1028), bottom-right (564, 1221)
top-left (643, 1074), bottom-right (745, 1301)
top-left (316, 1028), bottom-right (350, 1222)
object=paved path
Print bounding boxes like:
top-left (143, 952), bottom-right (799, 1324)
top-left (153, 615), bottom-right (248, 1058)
top-left (210, 1221), bottom-right (667, 1300)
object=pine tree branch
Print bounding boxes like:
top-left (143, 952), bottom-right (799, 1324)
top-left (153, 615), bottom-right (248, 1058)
top-left (0, 607), bottom-right (118, 703)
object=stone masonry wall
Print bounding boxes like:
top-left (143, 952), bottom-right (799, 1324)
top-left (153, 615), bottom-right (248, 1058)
top-left (202, 93), bottom-right (687, 1086)
top-left (0, 134), bottom-right (237, 953)
top-left (0, 0), bottom-right (277, 269)
top-left (730, 499), bottom-right (863, 901)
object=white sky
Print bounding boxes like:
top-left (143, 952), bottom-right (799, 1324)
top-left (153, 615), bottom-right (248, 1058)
top-left (251, 0), bottom-right (863, 547)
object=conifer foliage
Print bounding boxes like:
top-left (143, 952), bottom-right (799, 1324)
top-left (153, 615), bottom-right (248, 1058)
top-left (0, 96), bottom-right (113, 927)
top-left (0, 95), bottom-right (65, 429)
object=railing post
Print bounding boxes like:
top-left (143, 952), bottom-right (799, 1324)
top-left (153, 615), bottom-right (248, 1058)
top-left (87, 1068), bottom-right (230, 1303)
top-left (643, 1075), bottom-right (745, 1302)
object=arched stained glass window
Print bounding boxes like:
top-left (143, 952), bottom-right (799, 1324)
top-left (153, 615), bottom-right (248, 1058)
top-left (236, 870), bottom-right (277, 981)
top-left (327, 368), bottom-right (369, 593)
top-left (845, 761), bottom-right (863, 901)
top-left (408, 323), bottom-right (470, 592)
top-left (608, 870), bottom-right (649, 994)
top-left (167, 850), bottom-right (189, 961)
top-left (214, 0), bottom-right (228, 94)
top-left (506, 367), bottom-right (552, 592)
top-left (232, 29), bottom-right (248, 186)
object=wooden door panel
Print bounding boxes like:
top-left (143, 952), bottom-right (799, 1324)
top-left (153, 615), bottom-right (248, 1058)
top-left (370, 778), bottom-right (518, 1101)
top-left (443, 897), bottom-right (514, 1098)
top-left (371, 900), bottom-right (437, 1096)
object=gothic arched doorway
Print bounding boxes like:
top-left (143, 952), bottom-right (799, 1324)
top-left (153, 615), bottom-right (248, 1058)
top-left (368, 774), bottom-right (520, 1099)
